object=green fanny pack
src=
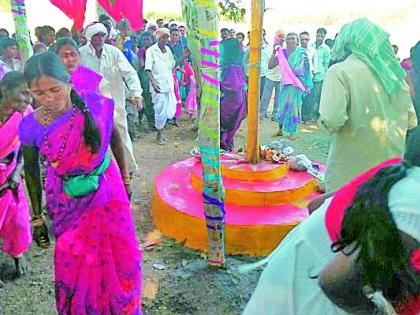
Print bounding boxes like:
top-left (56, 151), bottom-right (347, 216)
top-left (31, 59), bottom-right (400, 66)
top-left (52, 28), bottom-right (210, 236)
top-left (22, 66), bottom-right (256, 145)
top-left (63, 152), bottom-right (110, 198)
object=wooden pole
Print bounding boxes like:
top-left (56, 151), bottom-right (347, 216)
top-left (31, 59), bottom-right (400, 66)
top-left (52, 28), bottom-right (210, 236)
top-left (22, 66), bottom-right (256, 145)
top-left (245, 0), bottom-right (265, 164)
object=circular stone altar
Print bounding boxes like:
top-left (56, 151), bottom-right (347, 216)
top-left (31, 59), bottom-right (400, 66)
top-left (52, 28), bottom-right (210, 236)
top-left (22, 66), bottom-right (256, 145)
top-left (151, 153), bottom-right (324, 256)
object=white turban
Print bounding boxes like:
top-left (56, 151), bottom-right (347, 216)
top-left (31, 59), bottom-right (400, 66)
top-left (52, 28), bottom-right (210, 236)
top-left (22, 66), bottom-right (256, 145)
top-left (84, 23), bottom-right (108, 42)
top-left (154, 28), bottom-right (170, 40)
top-left (146, 22), bottom-right (158, 31)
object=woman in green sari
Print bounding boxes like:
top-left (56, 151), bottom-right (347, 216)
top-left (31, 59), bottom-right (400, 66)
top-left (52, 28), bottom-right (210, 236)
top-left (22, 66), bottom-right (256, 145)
top-left (269, 32), bottom-right (312, 140)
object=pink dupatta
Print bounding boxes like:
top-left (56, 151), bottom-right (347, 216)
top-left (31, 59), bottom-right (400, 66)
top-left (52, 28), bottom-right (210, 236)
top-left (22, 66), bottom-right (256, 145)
top-left (276, 47), bottom-right (305, 92)
top-left (71, 65), bottom-right (102, 95)
top-left (0, 107), bottom-right (33, 182)
top-left (0, 108), bottom-right (32, 257)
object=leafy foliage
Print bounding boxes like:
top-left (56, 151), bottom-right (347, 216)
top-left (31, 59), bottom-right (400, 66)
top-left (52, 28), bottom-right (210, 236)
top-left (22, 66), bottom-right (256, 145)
top-left (218, 0), bottom-right (246, 22)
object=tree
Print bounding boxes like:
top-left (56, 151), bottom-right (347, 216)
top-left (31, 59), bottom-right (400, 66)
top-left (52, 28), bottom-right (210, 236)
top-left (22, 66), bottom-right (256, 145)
top-left (218, 0), bottom-right (245, 22)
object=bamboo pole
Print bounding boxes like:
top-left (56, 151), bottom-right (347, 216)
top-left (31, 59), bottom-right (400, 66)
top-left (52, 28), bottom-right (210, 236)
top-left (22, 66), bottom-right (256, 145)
top-left (245, 0), bottom-right (265, 164)
top-left (10, 0), bottom-right (33, 62)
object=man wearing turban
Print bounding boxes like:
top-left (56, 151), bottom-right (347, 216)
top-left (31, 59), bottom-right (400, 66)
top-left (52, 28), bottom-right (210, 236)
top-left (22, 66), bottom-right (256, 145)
top-left (80, 22), bottom-right (142, 176)
top-left (145, 28), bottom-right (177, 145)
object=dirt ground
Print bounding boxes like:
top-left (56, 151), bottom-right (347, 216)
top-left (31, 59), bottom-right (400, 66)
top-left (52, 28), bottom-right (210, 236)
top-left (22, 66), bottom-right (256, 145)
top-left (0, 115), bottom-right (330, 315)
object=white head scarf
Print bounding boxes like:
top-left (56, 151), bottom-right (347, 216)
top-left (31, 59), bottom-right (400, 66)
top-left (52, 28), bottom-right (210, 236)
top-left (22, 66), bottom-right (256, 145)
top-left (84, 23), bottom-right (108, 42)
top-left (154, 28), bottom-right (170, 40)
top-left (146, 22), bottom-right (158, 31)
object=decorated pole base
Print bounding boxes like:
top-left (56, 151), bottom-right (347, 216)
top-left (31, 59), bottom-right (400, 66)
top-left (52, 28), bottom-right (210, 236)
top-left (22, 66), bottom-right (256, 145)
top-left (152, 154), bottom-right (324, 256)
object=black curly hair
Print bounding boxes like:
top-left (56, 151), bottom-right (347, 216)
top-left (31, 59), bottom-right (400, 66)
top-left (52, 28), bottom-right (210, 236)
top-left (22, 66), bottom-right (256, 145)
top-left (332, 162), bottom-right (420, 302)
top-left (0, 71), bottom-right (27, 103)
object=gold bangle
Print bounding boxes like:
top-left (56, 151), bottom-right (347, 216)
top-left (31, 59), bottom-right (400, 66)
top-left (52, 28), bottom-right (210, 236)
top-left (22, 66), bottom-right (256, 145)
top-left (123, 178), bottom-right (131, 185)
top-left (32, 216), bottom-right (45, 228)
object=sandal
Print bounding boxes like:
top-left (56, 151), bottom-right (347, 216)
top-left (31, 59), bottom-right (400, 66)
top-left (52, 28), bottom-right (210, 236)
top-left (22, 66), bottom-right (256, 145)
top-left (34, 224), bottom-right (51, 249)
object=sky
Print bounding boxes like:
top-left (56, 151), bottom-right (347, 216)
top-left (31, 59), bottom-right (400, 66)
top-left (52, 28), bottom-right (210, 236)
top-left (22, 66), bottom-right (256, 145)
top-left (142, 0), bottom-right (417, 14)
top-left (0, 0), bottom-right (417, 29)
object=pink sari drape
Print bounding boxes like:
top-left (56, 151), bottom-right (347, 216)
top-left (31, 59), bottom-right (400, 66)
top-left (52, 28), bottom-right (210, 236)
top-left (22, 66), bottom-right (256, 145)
top-left (173, 72), bottom-right (183, 119)
top-left (185, 75), bottom-right (197, 117)
top-left (19, 93), bottom-right (141, 314)
top-left (0, 109), bottom-right (32, 257)
top-left (276, 47), bottom-right (305, 92)
top-left (0, 64), bottom-right (5, 80)
top-left (71, 65), bottom-right (102, 95)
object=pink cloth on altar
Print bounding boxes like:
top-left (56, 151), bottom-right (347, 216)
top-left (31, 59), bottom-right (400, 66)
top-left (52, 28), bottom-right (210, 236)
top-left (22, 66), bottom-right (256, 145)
top-left (19, 93), bottom-right (142, 314)
top-left (49, 0), bottom-right (87, 32)
top-left (276, 47), bottom-right (305, 92)
top-left (71, 65), bottom-right (102, 95)
top-left (97, 0), bottom-right (143, 32)
top-left (0, 108), bottom-right (32, 257)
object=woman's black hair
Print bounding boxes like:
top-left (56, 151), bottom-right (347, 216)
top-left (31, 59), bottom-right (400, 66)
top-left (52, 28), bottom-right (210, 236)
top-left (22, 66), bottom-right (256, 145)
top-left (56, 27), bottom-right (71, 39)
top-left (0, 71), bottom-right (27, 103)
top-left (138, 31), bottom-right (154, 48)
top-left (0, 37), bottom-right (17, 51)
top-left (51, 37), bottom-right (79, 55)
top-left (39, 25), bottom-right (55, 42)
top-left (24, 52), bottom-right (101, 153)
top-left (221, 38), bottom-right (242, 66)
top-left (332, 162), bottom-right (420, 302)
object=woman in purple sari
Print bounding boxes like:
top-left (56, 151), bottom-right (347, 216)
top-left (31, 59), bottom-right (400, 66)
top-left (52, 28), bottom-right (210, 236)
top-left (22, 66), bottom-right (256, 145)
top-left (220, 38), bottom-right (247, 151)
top-left (19, 52), bottom-right (142, 314)
top-left (53, 37), bottom-right (102, 95)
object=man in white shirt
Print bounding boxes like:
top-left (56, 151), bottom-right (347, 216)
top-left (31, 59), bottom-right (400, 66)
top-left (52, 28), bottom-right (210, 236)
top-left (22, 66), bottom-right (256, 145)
top-left (145, 28), bottom-right (177, 145)
top-left (311, 27), bottom-right (331, 120)
top-left (299, 31), bottom-right (318, 123)
top-left (260, 30), bottom-right (285, 120)
top-left (80, 22), bottom-right (142, 175)
top-left (243, 29), bottom-right (272, 98)
top-left (300, 31), bottom-right (318, 75)
top-left (0, 38), bottom-right (24, 79)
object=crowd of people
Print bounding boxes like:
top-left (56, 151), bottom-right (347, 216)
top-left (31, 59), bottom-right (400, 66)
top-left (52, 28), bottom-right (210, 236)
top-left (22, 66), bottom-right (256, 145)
top-left (0, 13), bottom-right (419, 315)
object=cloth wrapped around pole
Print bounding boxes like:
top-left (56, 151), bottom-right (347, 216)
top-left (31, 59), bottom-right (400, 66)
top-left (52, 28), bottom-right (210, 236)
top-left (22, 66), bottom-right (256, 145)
top-left (11, 0), bottom-right (33, 61)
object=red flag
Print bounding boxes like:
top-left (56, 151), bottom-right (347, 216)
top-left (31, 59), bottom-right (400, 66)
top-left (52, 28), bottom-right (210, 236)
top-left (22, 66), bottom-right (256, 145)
top-left (97, 0), bottom-right (143, 31)
top-left (50, 0), bottom-right (87, 32)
